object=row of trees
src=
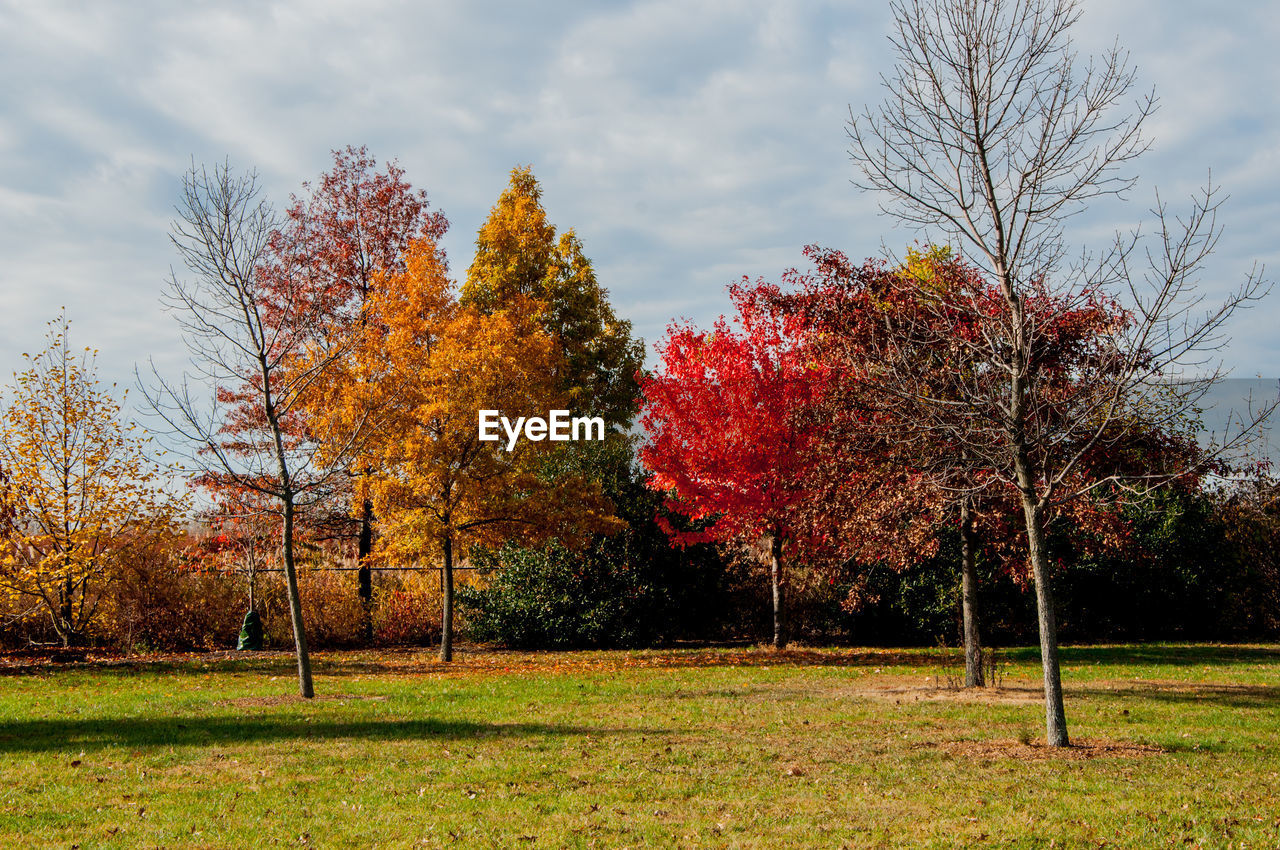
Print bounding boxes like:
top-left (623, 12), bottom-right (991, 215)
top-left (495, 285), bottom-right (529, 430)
top-left (137, 152), bottom-right (643, 696)
top-left (0, 152), bottom-right (645, 677)
top-left (642, 0), bottom-right (1273, 748)
top-left (1, 0), bottom-right (1271, 752)
top-left (6, 440), bottom-right (1277, 655)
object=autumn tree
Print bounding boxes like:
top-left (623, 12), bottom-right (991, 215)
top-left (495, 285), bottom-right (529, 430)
top-left (460, 166), bottom-right (644, 632)
top-left (791, 247), bottom-right (1217, 685)
top-left (462, 165), bottom-right (643, 428)
top-left (846, 0), bottom-right (1272, 745)
top-left (141, 161), bottom-right (352, 698)
top-left (639, 282), bottom-right (831, 648)
top-left (272, 146), bottom-right (449, 625)
top-left (764, 247), bottom-right (972, 668)
top-left (771, 245), bottom-right (1178, 685)
top-left (0, 314), bottom-right (175, 646)
top-left (313, 238), bottom-right (616, 661)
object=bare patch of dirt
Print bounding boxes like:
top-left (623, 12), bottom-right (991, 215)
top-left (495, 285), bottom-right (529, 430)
top-left (932, 737), bottom-right (1165, 760)
top-left (836, 677), bottom-right (1046, 705)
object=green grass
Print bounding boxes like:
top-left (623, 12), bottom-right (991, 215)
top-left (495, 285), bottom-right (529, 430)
top-left (2, 644), bottom-right (1279, 848)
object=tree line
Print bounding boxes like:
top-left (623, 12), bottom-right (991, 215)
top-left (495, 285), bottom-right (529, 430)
top-left (0, 0), bottom-right (1275, 748)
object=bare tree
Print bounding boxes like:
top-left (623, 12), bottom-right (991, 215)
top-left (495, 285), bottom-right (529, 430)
top-left (140, 161), bottom-right (356, 699)
top-left (848, 0), bottom-right (1271, 745)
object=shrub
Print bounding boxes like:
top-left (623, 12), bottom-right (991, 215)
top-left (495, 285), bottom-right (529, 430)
top-left (459, 543), bottom-right (660, 648)
top-left (94, 529), bottom-right (242, 651)
top-left (0, 589), bottom-right (63, 649)
top-left (371, 570), bottom-right (442, 646)
top-left (459, 481), bottom-right (730, 649)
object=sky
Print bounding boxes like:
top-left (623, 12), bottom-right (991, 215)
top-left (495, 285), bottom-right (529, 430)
top-left (1, 0), bottom-right (1278, 411)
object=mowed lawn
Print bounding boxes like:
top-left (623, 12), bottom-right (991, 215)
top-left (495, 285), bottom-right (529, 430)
top-left (1, 644), bottom-right (1278, 848)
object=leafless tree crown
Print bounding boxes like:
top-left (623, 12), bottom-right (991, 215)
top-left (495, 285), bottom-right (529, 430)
top-left (848, 0), bottom-right (1271, 488)
top-left (139, 161), bottom-right (357, 507)
top-left (850, 0), bottom-right (1153, 285)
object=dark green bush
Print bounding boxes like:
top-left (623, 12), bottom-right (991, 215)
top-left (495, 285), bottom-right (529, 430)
top-left (458, 543), bottom-right (661, 648)
top-left (459, 478), bottom-right (730, 649)
top-left (796, 483), bottom-right (1280, 646)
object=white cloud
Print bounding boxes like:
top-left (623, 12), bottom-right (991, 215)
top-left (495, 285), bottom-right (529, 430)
top-left (0, 0), bottom-right (1277, 398)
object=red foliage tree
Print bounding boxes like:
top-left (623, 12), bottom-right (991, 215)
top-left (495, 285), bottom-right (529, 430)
top-left (272, 144), bottom-right (449, 326)
top-left (639, 282), bottom-right (829, 648)
top-left (772, 244), bottom-right (1210, 683)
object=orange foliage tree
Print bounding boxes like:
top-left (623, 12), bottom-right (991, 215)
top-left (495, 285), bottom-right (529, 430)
top-left (311, 238), bottom-right (616, 660)
top-left (270, 146), bottom-right (450, 621)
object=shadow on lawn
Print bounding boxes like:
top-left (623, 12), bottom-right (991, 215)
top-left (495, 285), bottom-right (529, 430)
top-left (0, 715), bottom-right (655, 754)
top-left (1004, 644), bottom-right (1280, 669)
top-left (1072, 682), bottom-right (1280, 711)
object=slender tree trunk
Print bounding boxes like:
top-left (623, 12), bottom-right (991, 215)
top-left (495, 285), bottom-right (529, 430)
top-left (357, 498), bottom-right (373, 642)
top-left (1016, 478), bottom-right (1068, 746)
top-left (60, 575), bottom-right (74, 648)
top-left (440, 532), bottom-right (454, 662)
top-left (960, 496), bottom-right (984, 688)
top-left (281, 499), bottom-right (315, 698)
top-left (1002, 259), bottom-right (1067, 746)
top-left (770, 532), bottom-right (786, 649)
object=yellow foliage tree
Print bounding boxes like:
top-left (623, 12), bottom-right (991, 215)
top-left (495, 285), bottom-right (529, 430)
top-left (0, 315), bottom-right (176, 646)
top-left (312, 238), bottom-right (617, 660)
top-left (462, 165), bottom-right (643, 426)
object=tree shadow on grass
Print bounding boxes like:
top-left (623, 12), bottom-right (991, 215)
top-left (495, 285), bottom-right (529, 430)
top-left (0, 715), bottom-right (662, 755)
top-left (1071, 681), bottom-right (1280, 711)
top-left (1004, 644), bottom-right (1280, 669)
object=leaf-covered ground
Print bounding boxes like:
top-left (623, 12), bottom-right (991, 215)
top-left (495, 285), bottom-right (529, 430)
top-left (2, 644), bottom-right (1278, 848)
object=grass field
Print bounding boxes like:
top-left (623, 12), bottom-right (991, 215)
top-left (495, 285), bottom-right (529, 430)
top-left (1, 644), bottom-right (1278, 848)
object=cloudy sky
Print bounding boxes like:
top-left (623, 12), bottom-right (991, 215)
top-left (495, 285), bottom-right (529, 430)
top-left (1, 0), bottom-right (1277, 406)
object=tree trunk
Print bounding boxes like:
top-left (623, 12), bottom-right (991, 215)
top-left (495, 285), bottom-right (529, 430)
top-left (281, 499), bottom-right (315, 698)
top-left (59, 575), bottom-right (75, 648)
top-left (1017, 484), bottom-right (1067, 746)
top-left (440, 532), bottom-right (454, 662)
top-left (357, 498), bottom-right (373, 642)
top-left (248, 560), bottom-right (257, 611)
top-left (1004, 260), bottom-right (1067, 746)
top-left (960, 496), bottom-right (984, 688)
top-left (770, 532), bottom-right (786, 649)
